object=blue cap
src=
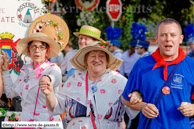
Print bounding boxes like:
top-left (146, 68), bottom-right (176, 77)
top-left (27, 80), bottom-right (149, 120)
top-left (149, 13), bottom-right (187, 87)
top-left (187, 37), bottom-right (194, 45)
top-left (136, 40), bottom-right (150, 48)
top-left (110, 40), bottom-right (121, 47)
top-left (130, 40), bottom-right (138, 47)
top-left (184, 24), bottom-right (194, 45)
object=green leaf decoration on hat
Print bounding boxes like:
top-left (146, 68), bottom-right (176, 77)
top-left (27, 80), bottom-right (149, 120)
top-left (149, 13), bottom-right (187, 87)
top-left (58, 32), bottom-right (64, 39)
top-left (97, 41), bottom-right (110, 51)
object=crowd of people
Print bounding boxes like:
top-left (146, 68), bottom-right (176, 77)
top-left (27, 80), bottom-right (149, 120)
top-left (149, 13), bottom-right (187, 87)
top-left (0, 13), bottom-right (194, 129)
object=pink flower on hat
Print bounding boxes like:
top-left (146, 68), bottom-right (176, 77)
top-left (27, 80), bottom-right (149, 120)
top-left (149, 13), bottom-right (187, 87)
top-left (95, 44), bottom-right (106, 49)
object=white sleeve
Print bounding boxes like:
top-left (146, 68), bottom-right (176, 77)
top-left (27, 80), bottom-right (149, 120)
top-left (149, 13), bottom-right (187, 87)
top-left (124, 105), bottom-right (140, 119)
top-left (46, 65), bottom-right (62, 88)
top-left (120, 55), bottom-right (125, 76)
top-left (49, 93), bottom-right (68, 116)
top-left (2, 70), bottom-right (19, 98)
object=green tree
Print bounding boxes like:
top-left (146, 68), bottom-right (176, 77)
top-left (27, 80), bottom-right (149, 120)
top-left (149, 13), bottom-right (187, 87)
top-left (57, 0), bottom-right (193, 48)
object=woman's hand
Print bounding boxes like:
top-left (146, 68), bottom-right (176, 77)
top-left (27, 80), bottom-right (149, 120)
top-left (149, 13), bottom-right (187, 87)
top-left (0, 55), bottom-right (4, 70)
top-left (178, 102), bottom-right (194, 117)
top-left (128, 91), bottom-right (143, 104)
top-left (1, 51), bottom-right (10, 71)
top-left (39, 76), bottom-right (53, 95)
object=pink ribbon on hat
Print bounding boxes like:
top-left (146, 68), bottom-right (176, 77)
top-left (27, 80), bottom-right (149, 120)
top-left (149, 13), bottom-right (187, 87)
top-left (94, 44), bottom-right (106, 48)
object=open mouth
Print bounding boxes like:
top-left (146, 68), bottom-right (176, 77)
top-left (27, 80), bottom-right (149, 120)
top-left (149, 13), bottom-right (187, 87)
top-left (164, 45), bottom-right (173, 50)
top-left (93, 63), bottom-right (100, 67)
top-left (34, 55), bottom-right (40, 58)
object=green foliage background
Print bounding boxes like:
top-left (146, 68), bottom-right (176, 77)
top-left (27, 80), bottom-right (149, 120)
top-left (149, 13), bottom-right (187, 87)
top-left (58, 0), bottom-right (193, 50)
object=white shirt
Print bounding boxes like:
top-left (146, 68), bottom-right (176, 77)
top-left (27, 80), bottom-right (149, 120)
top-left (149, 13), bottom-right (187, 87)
top-left (49, 52), bottom-right (64, 64)
top-left (61, 49), bottom-right (78, 74)
top-left (140, 51), bottom-right (150, 58)
top-left (2, 61), bottom-right (63, 127)
top-left (120, 50), bottom-right (140, 76)
top-left (112, 49), bottom-right (122, 59)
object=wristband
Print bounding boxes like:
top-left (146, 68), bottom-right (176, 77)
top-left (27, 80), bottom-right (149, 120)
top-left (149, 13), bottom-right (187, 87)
top-left (140, 103), bottom-right (147, 111)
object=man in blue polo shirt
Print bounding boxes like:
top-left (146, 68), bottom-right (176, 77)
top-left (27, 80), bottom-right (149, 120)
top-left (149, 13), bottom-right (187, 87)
top-left (122, 18), bottom-right (194, 129)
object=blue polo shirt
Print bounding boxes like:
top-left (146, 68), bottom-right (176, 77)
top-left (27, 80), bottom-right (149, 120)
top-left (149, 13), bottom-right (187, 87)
top-left (122, 55), bottom-right (194, 129)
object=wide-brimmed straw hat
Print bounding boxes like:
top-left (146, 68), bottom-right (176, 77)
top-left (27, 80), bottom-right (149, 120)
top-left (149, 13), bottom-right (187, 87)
top-left (73, 25), bottom-right (104, 42)
top-left (70, 41), bottom-right (123, 71)
top-left (16, 32), bottom-right (60, 58)
top-left (29, 14), bottom-right (69, 51)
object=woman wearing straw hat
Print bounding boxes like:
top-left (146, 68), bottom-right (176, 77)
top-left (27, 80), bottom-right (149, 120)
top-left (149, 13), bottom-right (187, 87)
top-left (62, 25), bottom-right (105, 79)
top-left (39, 41), bottom-right (141, 129)
top-left (74, 25), bottom-right (105, 49)
top-left (0, 32), bottom-right (64, 128)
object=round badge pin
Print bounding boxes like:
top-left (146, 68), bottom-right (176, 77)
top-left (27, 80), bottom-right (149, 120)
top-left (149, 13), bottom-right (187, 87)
top-left (162, 86), bottom-right (170, 95)
top-left (91, 86), bottom-right (98, 93)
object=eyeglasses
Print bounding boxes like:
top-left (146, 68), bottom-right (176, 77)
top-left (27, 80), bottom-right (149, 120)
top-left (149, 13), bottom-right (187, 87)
top-left (29, 45), bottom-right (47, 51)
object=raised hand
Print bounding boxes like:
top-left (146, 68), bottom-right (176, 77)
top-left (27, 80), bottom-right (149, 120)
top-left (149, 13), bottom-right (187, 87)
top-left (39, 76), bottom-right (53, 95)
top-left (0, 55), bottom-right (4, 69)
top-left (1, 51), bottom-right (10, 71)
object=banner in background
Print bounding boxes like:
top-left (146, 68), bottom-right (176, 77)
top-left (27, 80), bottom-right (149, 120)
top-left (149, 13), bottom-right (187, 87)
top-left (0, 0), bottom-right (45, 81)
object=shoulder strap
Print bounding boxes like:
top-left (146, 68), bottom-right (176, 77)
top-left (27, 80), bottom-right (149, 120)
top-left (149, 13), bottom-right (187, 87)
top-left (144, 63), bottom-right (181, 129)
top-left (154, 63), bottom-right (180, 105)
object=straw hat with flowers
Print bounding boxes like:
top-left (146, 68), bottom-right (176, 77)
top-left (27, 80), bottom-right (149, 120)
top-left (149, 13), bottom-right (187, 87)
top-left (70, 41), bottom-right (123, 71)
top-left (16, 32), bottom-right (60, 59)
top-left (29, 14), bottom-right (69, 51)
top-left (73, 25), bottom-right (104, 42)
